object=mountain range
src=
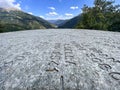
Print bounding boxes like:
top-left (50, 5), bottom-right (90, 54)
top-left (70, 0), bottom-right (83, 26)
top-left (0, 8), bottom-right (83, 33)
top-left (48, 15), bottom-right (82, 28)
top-left (0, 8), bottom-right (54, 33)
top-left (48, 19), bottom-right (68, 27)
top-left (58, 15), bottom-right (81, 28)
top-left (1, 0), bottom-right (120, 33)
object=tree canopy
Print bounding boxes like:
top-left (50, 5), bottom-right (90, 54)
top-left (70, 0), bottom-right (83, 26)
top-left (76, 0), bottom-right (120, 32)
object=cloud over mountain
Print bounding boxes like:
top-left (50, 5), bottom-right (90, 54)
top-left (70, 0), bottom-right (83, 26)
top-left (47, 12), bottom-right (58, 16)
top-left (0, 0), bottom-right (21, 10)
top-left (65, 13), bottom-right (73, 17)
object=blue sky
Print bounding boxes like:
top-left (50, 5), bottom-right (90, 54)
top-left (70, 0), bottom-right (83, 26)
top-left (19, 0), bottom-right (94, 20)
top-left (0, 0), bottom-right (120, 20)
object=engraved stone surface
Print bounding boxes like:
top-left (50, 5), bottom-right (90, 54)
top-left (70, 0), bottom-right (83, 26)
top-left (0, 29), bottom-right (120, 90)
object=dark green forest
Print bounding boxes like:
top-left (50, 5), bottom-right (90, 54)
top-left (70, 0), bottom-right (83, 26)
top-left (76, 0), bottom-right (120, 32)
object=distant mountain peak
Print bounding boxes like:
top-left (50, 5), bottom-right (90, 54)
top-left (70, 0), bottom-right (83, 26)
top-left (48, 19), bottom-right (68, 27)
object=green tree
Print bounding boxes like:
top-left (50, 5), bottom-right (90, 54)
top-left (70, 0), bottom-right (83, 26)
top-left (76, 0), bottom-right (120, 31)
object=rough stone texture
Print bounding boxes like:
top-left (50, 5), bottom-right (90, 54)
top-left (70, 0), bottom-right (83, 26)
top-left (0, 29), bottom-right (120, 90)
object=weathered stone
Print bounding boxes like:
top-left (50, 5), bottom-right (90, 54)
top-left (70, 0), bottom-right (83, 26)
top-left (0, 29), bottom-right (120, 90)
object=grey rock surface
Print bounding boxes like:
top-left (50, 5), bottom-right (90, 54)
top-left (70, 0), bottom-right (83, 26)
top-left (0, 29), bottom-right (120, 90)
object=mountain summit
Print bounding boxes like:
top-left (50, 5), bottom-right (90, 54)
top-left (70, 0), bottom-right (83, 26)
top-left (0, 8), bottom-right (54, 33)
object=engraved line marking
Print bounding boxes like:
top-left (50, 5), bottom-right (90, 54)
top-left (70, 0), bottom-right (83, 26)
top-left (92, 58), bottom-right (102, 63)
top-left (51, 61), bottom-right (59, 65)
top-left (98, 64), bottom-right (112, 71)
top-left (4, 61), bottom-right (13, 67)
top-left (109, 72), bottom-right (120, 80)
top-left (107, 57), bottom-right (120, 63)
top-left (60, 76), bottom-right (64, 90)
top-left (65, 61), bottom-right (76, 65)
top-left (46, 68), bottom-right (59, 72)
top-left (114, 60), bottom-right (120, 63)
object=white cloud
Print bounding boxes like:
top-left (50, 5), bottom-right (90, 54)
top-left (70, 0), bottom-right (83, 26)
top-left (48, 7), bottom-right (55, 10)
top-left (46, 12), bottom-right (58, 16)
top-left (45, 14), bottom-right (73, 20)
top-left (70, 6), bottom-right (78, 10)
top-left (39, 16), bottom-right (44, 18)
top-left (65, 13), bottom-right (73, 17)
top-left (28, 12), bottom-right (33, 15)
top-left (54, 15), bottom-right (72, 20)
top-left (0, 0), bottom-right (21, 10)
